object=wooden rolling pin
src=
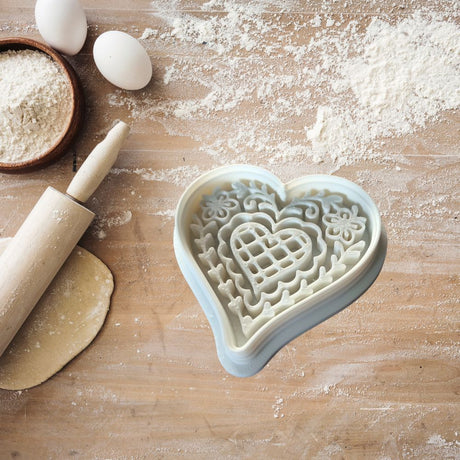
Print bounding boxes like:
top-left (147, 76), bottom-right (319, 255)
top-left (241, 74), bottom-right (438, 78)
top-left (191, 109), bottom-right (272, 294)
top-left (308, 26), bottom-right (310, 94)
top-left (0, 121), bottom-right (130, 357)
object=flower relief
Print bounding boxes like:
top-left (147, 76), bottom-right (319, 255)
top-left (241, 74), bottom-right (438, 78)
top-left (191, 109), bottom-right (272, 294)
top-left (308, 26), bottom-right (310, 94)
top-left (200, 189), bottom-right (240, 224)
top-left (322, 205), bottom-right (366, 249)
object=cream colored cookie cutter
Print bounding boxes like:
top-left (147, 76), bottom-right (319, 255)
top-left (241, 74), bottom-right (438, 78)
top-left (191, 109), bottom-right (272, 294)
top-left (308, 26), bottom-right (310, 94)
top-left (174, 165), bottom-right (387, 377)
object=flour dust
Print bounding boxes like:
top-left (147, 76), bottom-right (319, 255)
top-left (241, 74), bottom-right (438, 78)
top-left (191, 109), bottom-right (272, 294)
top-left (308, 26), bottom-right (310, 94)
top-left (106, 2), bottom-right (459, 174)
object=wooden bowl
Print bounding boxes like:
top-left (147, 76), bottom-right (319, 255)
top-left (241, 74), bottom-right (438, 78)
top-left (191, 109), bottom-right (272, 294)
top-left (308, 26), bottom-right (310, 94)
top-left (0, 37), bottom-right (84, 173)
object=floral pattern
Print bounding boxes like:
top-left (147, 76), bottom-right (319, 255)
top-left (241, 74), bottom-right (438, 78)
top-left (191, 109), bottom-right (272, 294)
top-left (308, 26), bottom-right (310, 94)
top-left (200, 190), bottom-right (240, 223)
top-left (322, 205), bottom-right (366, 248)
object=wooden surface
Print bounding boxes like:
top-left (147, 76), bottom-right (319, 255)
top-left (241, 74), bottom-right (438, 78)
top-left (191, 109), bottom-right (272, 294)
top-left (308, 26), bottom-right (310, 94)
top-left (0, 1), bottom-right (459, 458)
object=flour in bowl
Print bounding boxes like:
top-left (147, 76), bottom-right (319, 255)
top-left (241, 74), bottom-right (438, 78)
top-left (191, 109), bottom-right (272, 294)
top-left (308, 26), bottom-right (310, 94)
top-left (0, 49), bottom-right (72, 164)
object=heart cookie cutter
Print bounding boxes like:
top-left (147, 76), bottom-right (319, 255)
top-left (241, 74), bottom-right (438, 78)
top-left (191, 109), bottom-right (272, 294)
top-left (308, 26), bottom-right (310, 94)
top-left (174, 165), bottom-right (387, 377)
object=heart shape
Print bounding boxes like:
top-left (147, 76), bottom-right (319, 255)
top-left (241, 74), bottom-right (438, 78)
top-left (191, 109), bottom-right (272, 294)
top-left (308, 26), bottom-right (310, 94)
top-left (231, 223), bottom-right (312, 299)
top-left (174, 165), bottom-right (386, 377)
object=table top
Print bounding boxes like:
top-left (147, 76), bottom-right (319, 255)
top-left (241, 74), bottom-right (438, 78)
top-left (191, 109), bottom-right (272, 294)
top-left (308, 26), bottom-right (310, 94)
top-left (1, 1), bottom-right (459, 458)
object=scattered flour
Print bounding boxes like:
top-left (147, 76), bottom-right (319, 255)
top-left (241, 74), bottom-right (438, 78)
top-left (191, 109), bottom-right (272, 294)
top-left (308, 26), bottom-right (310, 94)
top-left (272, 396), bottom-right (285, 419)
top-left (92, 210), bottom-right (133, 240)
top-left (111, 165), bottom-right (203, 187)
top-left (416, 434), bottom-right (460, 458)
top-left (427, 433), bottom-right (459, 448)
top-left (113, 2), bottom-right (460, 170)
top-left (152, 209), bottom-right (176, 219)
top-left (308, 12), bottom-right (460, 163)
top-left (140, 27), bottom-right (158, 40)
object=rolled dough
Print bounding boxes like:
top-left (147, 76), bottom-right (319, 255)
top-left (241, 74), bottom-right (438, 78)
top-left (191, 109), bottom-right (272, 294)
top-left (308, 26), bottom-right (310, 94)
top-left (0, 238), bottom-right (113, 390)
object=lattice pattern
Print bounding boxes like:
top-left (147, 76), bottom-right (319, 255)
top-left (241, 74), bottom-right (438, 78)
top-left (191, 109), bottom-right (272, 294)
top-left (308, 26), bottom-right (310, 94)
top-left (231, 223), bottom-right (312, 296)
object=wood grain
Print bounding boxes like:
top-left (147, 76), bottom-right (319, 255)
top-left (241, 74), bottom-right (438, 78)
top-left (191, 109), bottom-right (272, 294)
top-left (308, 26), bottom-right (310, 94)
top-left (0, 1), bottom-right (459, 459)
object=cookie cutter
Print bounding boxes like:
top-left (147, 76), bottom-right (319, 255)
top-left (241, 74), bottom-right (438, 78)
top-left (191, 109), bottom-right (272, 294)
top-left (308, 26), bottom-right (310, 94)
top-left (174, 165), bottom-right (387, 377)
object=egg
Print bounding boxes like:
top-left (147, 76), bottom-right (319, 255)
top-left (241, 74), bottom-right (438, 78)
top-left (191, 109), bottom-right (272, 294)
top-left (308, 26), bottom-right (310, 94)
top-left (35, 0), bottom-right (87, 56)
top-left (93, 31), bottom-right (152, 91)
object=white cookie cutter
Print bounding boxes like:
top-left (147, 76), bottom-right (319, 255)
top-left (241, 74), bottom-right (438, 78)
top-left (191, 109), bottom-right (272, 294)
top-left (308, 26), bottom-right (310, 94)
top-left (174, 165), bottom-right (387, 377)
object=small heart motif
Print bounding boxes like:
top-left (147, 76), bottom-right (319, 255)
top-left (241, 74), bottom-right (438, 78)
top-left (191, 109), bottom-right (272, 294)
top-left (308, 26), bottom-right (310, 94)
top-left (230, 222), bottom-right (312, 298)
top-left (174, 165), bottom-right (386, 377)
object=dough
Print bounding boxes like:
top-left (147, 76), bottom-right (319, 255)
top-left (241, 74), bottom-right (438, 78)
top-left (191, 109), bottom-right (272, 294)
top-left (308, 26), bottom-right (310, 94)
top-left (0, 238), bottom-right (113, 390)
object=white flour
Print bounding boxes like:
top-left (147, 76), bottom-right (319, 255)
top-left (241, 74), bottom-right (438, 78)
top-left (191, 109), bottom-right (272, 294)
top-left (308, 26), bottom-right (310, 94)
top-left (0, 49), bottom-right (72, 164)
top-left (306, 12), bottom-right (460, 163)
top-left (112, 165), bottom-right (203, 187)
top-left (119, 3), bottom-right (460, 170)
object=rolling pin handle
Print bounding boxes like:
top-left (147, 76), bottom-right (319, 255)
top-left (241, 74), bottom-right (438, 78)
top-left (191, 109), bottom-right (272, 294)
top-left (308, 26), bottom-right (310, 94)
top-left (66, 121), bottom-right (130, 203)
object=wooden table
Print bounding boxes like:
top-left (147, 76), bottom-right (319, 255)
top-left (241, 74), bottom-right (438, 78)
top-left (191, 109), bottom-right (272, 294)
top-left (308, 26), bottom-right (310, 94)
top-left (1, 1), bottom-right (458, 458)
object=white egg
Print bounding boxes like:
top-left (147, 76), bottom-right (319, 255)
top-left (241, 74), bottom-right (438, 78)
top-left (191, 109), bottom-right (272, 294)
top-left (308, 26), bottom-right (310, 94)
top-left (93, 31), bottom-right (152, 91)
top-left (35, 0), bottom-right (87, 56)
